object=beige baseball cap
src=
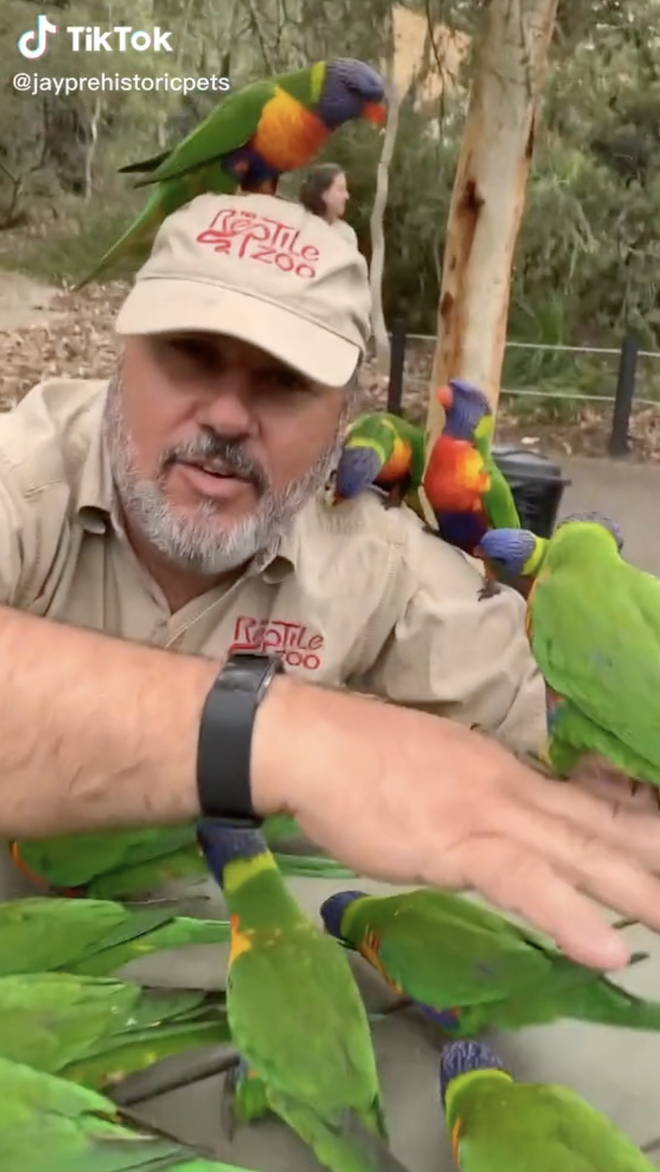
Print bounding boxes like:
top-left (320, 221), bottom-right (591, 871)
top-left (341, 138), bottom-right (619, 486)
top-left (115, 191), bottom-right (372, 388)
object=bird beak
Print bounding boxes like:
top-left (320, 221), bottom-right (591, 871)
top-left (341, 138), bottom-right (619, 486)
top-left (436, 384), bottom-right (453, 409)
top-left (363, 101), bottom-right (386, 125)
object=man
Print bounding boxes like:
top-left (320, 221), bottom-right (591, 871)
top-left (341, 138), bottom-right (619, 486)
top-left (1, 190), bottom-right (659, 970)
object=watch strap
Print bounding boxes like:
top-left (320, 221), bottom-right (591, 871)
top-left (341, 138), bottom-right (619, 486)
top-left (196, 652), bottom-right (284, 824)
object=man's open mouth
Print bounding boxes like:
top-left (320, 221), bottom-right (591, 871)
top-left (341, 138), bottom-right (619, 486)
top-left (178, 458), bottom-right (248, 481)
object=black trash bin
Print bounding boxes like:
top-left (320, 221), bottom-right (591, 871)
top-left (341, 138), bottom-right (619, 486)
top-left (491, 444), bottom-right (571, 539)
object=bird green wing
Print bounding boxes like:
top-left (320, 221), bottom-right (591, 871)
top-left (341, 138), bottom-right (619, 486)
top-left (482, 461), bottom-right (521, 529)
top-left (352, 892), bottom-right (553, 1009)
top-left (525, 1083), bottom-right (656, 1172)
top-left (453, 1081), bottom-right (655, 1172)
top-left (13, 824), bottom-right (197, 890)
top-left (131, 82), bottom-right (277, 187)
top-left (530, 558), bottom-right (660, 776)
top-left (0, 897), bottom-right (230, 978)
top-left (0, 1053), bottom-right (257, 1172)
top-left (228, 923), bottom-right (383, 1127)
top-left (0, 973), bottom-right (229, 1089)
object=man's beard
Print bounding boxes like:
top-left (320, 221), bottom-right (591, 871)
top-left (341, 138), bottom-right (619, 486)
top-left (103, 368), bottom-right (349, 576)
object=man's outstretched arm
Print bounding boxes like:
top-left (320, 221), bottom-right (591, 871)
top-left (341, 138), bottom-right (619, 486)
top-left (3, 604), bottom-right (660, 973)
top-left (0, 605), bottom-right (225, 837)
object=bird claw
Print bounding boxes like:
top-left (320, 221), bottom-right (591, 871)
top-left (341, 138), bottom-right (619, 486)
top-left (478, 578), bottom-right (502, 600)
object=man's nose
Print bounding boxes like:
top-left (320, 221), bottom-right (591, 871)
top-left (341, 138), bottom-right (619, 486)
top-left (196, 376), bottom-right (255, 437)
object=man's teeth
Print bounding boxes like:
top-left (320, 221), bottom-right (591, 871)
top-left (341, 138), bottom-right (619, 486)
top-left (197, 463), bottom-right (230, 477)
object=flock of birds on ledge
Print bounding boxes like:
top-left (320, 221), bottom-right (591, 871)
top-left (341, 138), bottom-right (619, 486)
top-left (5, 49), bottom-right (660, 1172)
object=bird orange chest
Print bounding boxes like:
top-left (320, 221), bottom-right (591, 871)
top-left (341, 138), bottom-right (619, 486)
top-left (380, 439), bottom-right (412, 483)
top-left (426, 438), bottom-right (489, 512)
top-left (252, 90), bottom-right (330, 170)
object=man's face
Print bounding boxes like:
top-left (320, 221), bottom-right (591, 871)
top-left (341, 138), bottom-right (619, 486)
top-left (105, 332), bottom-right (350, 575)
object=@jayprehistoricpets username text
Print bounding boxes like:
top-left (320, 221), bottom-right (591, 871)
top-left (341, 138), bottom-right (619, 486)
top-left (12, 72), bottom-right (231, 96)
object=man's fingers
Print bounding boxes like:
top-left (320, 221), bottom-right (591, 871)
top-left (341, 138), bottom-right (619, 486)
top-left (484, 789), bottom-right (660, 935)
top-left (521, 770), bottom-right (660, 871)
top-left (460, 837), bottom-right (631, 970)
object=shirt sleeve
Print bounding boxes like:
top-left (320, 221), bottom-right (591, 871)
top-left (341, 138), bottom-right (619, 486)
top-left (0, 452), bottom-right (35, 606)
top-left (356, 516), bottom-right (548, 756)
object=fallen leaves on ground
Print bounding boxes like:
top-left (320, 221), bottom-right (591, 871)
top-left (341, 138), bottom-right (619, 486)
top-left (2, 280), bottom-right (660, 462)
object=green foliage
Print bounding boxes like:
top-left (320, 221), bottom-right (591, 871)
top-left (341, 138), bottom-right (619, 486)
top-left (2, 0), bottom-right (660, 371)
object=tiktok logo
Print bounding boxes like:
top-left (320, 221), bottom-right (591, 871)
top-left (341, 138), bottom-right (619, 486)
top-left (17, 14), bottom-right (58, 59)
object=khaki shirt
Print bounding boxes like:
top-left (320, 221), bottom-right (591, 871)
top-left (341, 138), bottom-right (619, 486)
top-left (0, 377), bottom-right (547, 753)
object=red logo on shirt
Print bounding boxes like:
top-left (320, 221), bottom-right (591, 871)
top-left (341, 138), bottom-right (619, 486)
top-left (230, 615), bottom-right (324, 671)
top-left (196, 208), bottom-right (319, 278)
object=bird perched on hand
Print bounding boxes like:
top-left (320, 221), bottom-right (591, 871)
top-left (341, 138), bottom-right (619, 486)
top-left (76, 59), bottom-right (386, 287)
top-left (439, 1039), bottom-right (656, 1172)
top-left (422, 379), bottom-right (520, 557)
top-left (476, 527), bottom-right (549, 598)
top-left (524, 510), bottom-right (660, 795)
top-left (333, 412), bottom-right (426, 515)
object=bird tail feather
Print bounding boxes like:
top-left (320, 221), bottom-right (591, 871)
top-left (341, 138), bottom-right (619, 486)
top-left (73, 191), bottom-right (164, 290)
top-left (272, 1095), bottom-right (414, 1172)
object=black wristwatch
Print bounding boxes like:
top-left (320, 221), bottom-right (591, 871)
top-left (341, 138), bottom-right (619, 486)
top-left (196, 651), bottom-right (285, 825)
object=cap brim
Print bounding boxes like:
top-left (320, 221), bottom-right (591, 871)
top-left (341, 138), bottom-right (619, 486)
top-left (114, 279), bottom-right (361, 389)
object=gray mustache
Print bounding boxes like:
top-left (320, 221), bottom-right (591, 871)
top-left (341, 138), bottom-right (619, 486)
top-left (161, 434), bottom-right (269, 493)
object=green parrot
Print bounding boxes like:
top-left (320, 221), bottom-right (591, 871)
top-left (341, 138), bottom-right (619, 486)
top-left (475, 527), bottom-right (549, 599)
top-left (320, 888), bottom-right (660, 1034)
top-left (523, 510), bottom-right (660, 786)
top-left (75, 59), bottom-right (386, 287)
top-left (0, 971), bottom-right (230, 1091)
top-left (439, 1039), bottom-right (655, 1172)
top-left (0, 1053), bottom-right (268, 1172)
top-left (196, 821), bottom-right (409, 1172)
top-left (10, 821), bottom-right (353, 899)
top-left (0, 897), bottom-right (230, 978)
top-left (333, 412), bottom-right (427, 517)
top-left (10, 824), bottom-right (203, 898)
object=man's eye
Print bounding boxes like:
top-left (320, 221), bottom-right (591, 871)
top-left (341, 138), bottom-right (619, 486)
top-left (167, 338), bottom-right (219, 369)
top-left (262, 368), bottom-right (310, 394)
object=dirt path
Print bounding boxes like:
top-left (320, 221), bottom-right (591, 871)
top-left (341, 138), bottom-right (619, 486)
top-left (0, 270), bottom-right (66, 330)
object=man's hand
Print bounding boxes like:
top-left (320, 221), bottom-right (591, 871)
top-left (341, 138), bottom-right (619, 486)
top-left (252, 678), bottom-right (660, 972)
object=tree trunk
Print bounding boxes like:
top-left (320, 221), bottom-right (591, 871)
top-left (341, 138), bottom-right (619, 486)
top-left (425, 0), bottom-right (559, 452)
top-left (369, 77), bottom-right (401, 381)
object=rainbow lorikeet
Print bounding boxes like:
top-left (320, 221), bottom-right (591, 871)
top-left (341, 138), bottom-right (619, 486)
top-left (9, 818), bottom-right (353, 900)
top-left (423, 380), bottom-right (520, 556)
top-left (439, 1040), bottom-right (655, 1172)
top-left (196, 822), bottom-right (409, 1172)
top-left (0, 896), bottom-right (230, 978)
top-left (320, 888), bottom-right (660, 1034)
top-left (76, 59), bottom-right (386, 286)
top-left (476, 526), bottom-right (550, 598)
top-left (0, 971), bottom-right (229, 1092)
top-left (0, 1053), bottom-right (267, 1172)
top-left (523, 510), bottom-right (660, 796)
top-left (333, 411), bottom-right (426, 516)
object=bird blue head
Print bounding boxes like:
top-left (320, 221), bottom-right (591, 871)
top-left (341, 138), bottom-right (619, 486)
top-left (196, 820), bottom-right (268, 888)
top-left (319, 890), bottom-right (368, 940)
top-left (477, 528), bottom-right (537, 577)
top-left (436, 379), bottom-right (492, 440)
top-left (439, 1040), bottom-right (507, 1105)
top-left (555, 511), bottom-right (624, 553)
top-left (334, 444), bottom-right (382, 499)
top-left (320, 59), bottom-right (387, 130)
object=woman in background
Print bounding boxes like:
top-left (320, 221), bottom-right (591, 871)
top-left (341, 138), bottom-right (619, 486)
top-left (298, 163), bottom-right (358, 246)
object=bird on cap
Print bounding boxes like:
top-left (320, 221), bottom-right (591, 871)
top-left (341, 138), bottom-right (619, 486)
top-left (76, 59), bottom-right (386, 288)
